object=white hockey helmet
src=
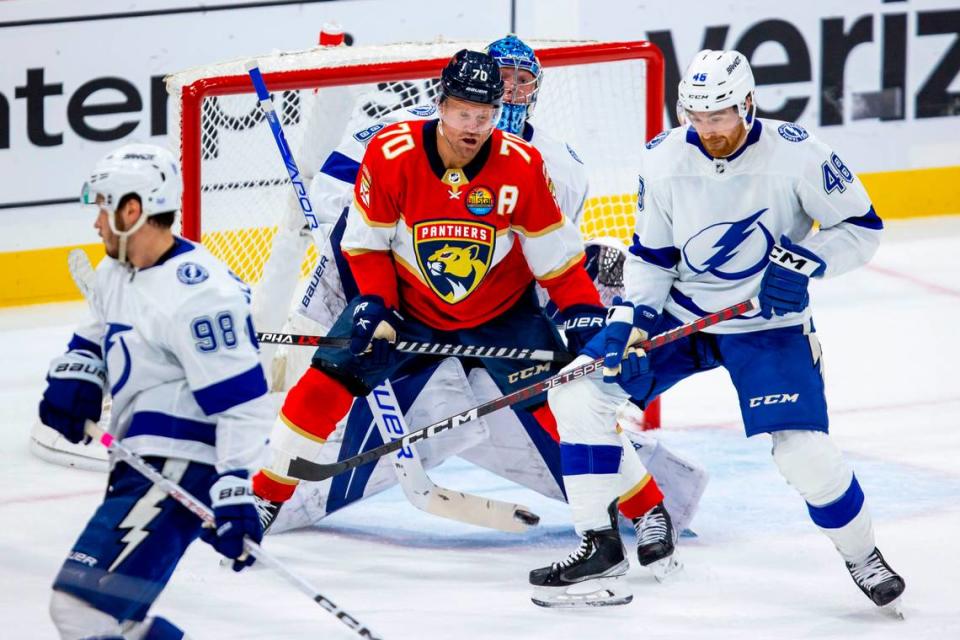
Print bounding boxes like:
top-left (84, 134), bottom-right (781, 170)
top-left (81, 143), bottom-right (181, 261)
top-left (677, 49), bottom-right (755, 127)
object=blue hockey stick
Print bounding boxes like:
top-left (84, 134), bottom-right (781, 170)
top-left (245, 61), bottom-right (328, 249)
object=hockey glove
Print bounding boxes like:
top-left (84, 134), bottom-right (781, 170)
top-left (602, 297), bottom-right (658, 384)
top-left (560, 304), bottom-right (607, 355)
top-left (349, 295), bottom-right (403, 367)
top-left (38, 349), bottom-right (106, 444)
top-left (759, 235), bottom-right (826, 319)
top-left (201, 471), bottom-right (263, 572)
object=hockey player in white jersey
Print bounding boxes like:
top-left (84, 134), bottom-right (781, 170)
top-left (42, 144), bottom-right (274, 639)
top-left (255, 37), bottom-right (707, 546)
top-left (532, 49), bottom-right (906, 612)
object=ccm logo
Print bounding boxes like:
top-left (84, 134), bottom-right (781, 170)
top-left (749, 393), bottom-right (799, 408)
top-left (508, 362), bottom-right (551, 384)
top-left (769, 246), bottom-right (820, 276)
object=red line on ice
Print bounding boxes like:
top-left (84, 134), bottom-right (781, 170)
top-left (0, 489), bottom-right (102, 507)
top-left (866, 263), bottom-right (960, 299)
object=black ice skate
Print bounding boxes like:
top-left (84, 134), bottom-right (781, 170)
top-left (846, 547), bottom-right (905, 617)
top-left (254, 495), bottom-right (284, 534)
top-left (529, 502), bottom-right (631, 608)
top-left (632, 502), bottom-right (682, 581)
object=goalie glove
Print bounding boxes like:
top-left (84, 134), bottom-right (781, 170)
top-left (602, 297), bottom-right (658, 384)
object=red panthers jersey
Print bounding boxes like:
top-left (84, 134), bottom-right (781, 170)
top-left (341, 119), bottom-right (599, 330)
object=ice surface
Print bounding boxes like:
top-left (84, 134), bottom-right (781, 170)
top-left (2, 217), bottom-right (958, 639)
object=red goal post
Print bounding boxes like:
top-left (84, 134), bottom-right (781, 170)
top-left (168, 38), bottom-right (664, 428)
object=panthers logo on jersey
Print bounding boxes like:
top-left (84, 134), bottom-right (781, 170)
top-left (413, 220), bottom-right (495, 304)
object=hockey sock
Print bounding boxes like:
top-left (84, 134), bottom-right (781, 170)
top-left (529, 403), bottom-right (560, 442)
top-left (618, 474), bottom-right (664, 519)
top-left (254, 367), bottom-right (355, 502)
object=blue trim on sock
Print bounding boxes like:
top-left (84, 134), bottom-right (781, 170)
top-left (560, 442), bottom-right (622, 476)
top-left (807, 473), bottom-right (865, 529)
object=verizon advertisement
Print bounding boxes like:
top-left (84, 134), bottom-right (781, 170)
top-left (1, 0), bottom-right (958, 251)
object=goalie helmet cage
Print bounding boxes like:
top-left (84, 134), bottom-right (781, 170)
top-left (168, 38), bottom-right (664, 429)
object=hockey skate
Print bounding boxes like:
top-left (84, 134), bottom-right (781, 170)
top-left (633, 502), bottom-right (682, 582)
top-left (254, 495), bottom-right (284, 534)
top-left (529, 503), bottom-right (631, 608)
top-left (846, 547), bottom-right (905, 618)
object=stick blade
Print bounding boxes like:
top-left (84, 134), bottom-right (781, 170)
top-left (424, 488), bottom-right (537, 533)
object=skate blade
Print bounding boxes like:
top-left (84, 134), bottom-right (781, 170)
top-left (879, 597), bottom-right (905, 620)
top-left (531, 578), bottom-right (633, 609)
top-left (648, 554), bottom-right (683, 583)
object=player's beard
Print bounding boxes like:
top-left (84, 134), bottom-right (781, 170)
top-left (702, 124), bottom-right (748, 158)
top-left (438, 120), bottom-right (490, 166)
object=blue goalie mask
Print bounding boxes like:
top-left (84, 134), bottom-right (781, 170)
top-left (486, 35), bottom-right (542, 135)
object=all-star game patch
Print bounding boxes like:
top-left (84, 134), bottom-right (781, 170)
top-left (465, 186), bottom-right (495, 216)
top-left (413, 220), bottom-right (496, 304)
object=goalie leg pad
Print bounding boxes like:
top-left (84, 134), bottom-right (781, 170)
top-left (623, 429), bottom-right (709, 534)
top-left (616, 429), bottom-right (664, 519)
top-left (771, 429), bottom-right (876, 562)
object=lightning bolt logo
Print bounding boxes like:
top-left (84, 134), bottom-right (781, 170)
top-left (104, 323), bottom-right (134, 395)
top-left (109, 484), bottom-right (166, 572)
top-left (108, 459), bottom-right (188, 572)
top-left (683, 208), bottom-right (774, 280)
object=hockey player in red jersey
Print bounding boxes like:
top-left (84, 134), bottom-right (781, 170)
top-left (252, 50), bottom-right (676, 566)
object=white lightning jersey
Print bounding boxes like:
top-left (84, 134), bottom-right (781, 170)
top-left (309, 103), bottom-right (589, 224)
top-left (625, 119), bottom-right (883, 333)
top-left (73, 239), bottom-right (272, 472)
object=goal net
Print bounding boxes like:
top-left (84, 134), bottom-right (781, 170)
top-left (167, 38), bottom-right (664, 427)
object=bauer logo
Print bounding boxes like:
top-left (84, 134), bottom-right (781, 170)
top-left (778, 123), bottom-right (809, 142)
top-left (414, 220), bottom-right (495, 304)
top-left (176, 262), bottom-right (209, 285)
top-left (465, 186), bottom-right (495, 216)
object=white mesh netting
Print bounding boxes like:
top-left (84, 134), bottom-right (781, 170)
top-left (167, 39), bottom-right (657, 285)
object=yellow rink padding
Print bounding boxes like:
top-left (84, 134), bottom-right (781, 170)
top-left (3, 165), bottom-right (958, 307)
top-left (0, 244), bottom-right (106, 307)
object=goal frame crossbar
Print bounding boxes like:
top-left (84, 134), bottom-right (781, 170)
top-left (175, 40), bottom-right (664, 240)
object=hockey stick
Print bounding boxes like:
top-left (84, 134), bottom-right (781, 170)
top-left (287, 298), bottom-right (758, 482)
top-left (367, 379), bottom-right (539, 532)
top-left (257, 331), bottom-right (574, 364)
top-left (244, 61), bottom-right (540, 531)
top-left (246, 61), bottom-right (330, 252)
top-left (83, 421), bottom-right (382, 640)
